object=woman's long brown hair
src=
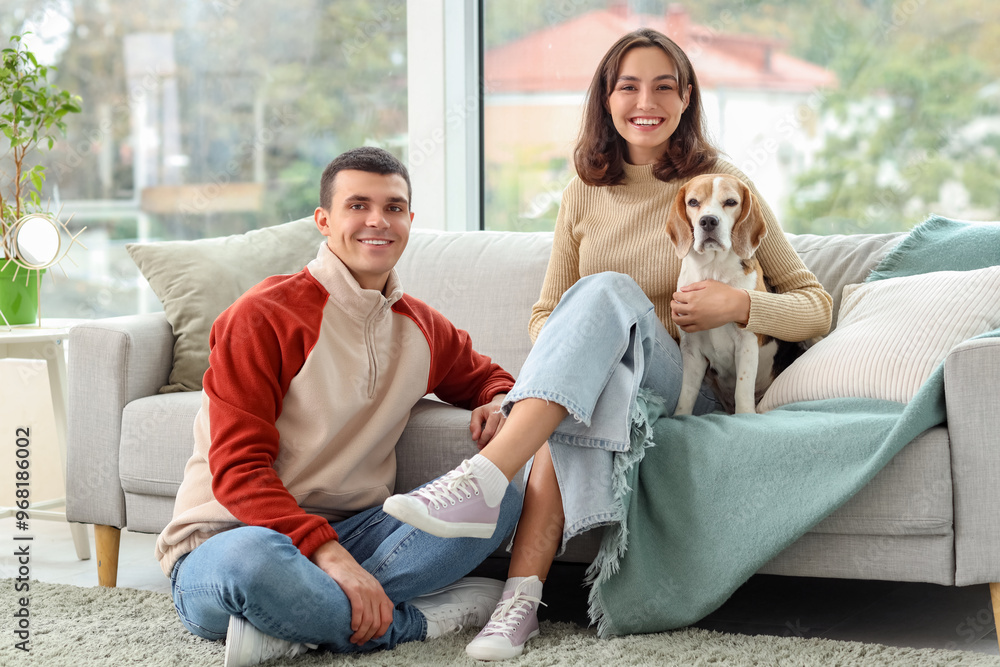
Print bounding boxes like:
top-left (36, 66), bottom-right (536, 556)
top-left (574, 28), bottom-right (718, 186)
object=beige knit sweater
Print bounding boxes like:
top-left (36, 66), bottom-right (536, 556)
top-left (529, 159), bottom-right (832, 343)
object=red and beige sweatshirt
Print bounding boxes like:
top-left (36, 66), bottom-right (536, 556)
top-left (155, 243), bottom-right (514, 576)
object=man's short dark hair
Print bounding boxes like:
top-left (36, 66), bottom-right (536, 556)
top-left (319, 146), bottom-right (412, 211)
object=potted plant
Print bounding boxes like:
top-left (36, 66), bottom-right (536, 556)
top-left (1, 32), bottom-right (82, 325)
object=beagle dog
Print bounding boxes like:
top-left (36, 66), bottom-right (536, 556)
top-left (666, 173), bottom-right (805, 415)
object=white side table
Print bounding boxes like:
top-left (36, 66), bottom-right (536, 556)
top-left (0, 318), bottom-right (91, 560)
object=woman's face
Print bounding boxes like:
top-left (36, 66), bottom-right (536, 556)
top-left (607, 46), bottom-right (691, 165)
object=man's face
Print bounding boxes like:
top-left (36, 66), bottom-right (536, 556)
top-left (314, 169), bottom-right (414, 292)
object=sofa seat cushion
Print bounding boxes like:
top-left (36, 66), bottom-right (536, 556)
top-left (119, 392), bottom-right (201, 497)
top-left (809, 426), bottom-right (951, 536)
top-left (118, 401), bottom-right (951, 539)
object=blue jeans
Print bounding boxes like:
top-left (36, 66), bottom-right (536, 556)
top-left (170, 483), bottom-right (521, 653)
top-left (503, 273), bottom-right (718, 547)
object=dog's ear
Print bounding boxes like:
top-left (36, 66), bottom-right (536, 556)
top-left (732, 180), bottom-right (767, 259)
top-left (666, 185), bottom-right (694, 258)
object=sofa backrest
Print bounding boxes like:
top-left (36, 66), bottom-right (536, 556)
top-left (398, 229), bottom-right (906, 378)
top-left (787, 232), bottom-right (904, 322)
top-left (396, 229), bottom-right (554, 377)
top-left (130, 222), bottom-right (905, 392)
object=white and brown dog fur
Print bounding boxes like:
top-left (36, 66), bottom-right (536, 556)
top-left (667, 173), bottom-right (806, 415)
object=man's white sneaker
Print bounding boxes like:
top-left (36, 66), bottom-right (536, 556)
top-left (224, 615), bottom-right (316, 667)
top-left (383, 460), bottom-right (502, 538)
top-left (410, 577), bottom-right (505, 638)
top-left (466, 576), bottom-right (544, 661)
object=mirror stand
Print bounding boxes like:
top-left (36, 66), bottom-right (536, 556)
top-left (1, 210), bottom-right (87, 329)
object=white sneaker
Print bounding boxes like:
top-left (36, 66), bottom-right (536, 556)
top-left (466, 576), bottom-right (544, 661)
top-left (224, 615), bottom-right (316, 667)
top-left (410, 577), bottom-right (505, 638)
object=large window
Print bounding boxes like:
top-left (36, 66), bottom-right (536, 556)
top-left (2, 0), bottom-right (407, 318)
top-left (6, 1), bottom-right (999, 319)
top-left (482, 0), bottom-right (1000, 235)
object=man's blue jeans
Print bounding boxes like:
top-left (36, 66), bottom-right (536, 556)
top-left (170, 483), bottom-right (521, 653)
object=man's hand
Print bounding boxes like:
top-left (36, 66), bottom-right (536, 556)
top-left (470, 393), bottom-right (507, 449)
top-left (671, 280), bottom-right (751, 333)
top-left (310, 540), bottom-right (394, 646)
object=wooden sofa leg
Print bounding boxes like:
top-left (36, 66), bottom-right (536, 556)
top-left (95, 525), bottom-right (121, 588)
top-left (991, 582), bottom-right (1000, 654)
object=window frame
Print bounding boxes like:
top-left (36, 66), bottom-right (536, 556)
top-left (406, 0), bottom-right (483, 231)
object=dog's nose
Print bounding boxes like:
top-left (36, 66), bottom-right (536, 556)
top-left (699, 215), bottom-right (719, 230)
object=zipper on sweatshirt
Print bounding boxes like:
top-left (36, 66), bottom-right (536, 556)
top-left (365, 301), bottom-right (390, 398)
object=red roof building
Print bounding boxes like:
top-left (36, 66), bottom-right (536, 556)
top-left (484, 4), bottom-right (837, 95)
top-left (482, 4), bottom-right (838, 228)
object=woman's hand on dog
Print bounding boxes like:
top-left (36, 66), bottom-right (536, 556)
top-left (671, 280), bottom-right (751, 332)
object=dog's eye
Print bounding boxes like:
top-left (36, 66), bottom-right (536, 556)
top-left (724, 198), bottom-right (738, 207)
top-left (687, 198), bottom-right (699, 207)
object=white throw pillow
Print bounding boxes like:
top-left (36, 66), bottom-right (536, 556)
top-left (757, 265), bottom-right (1000, 411)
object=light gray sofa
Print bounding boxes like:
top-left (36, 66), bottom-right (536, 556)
top-left (65, 222), bottom-right (1000, 642)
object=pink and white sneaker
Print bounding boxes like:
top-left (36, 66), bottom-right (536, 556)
top-left (465, 577), bottom-right (544, 661)
top-left (383, 460), bottom-right (502, 539)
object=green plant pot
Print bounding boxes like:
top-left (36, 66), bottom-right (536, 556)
top-left (0, 262), bottom-right (46, 325)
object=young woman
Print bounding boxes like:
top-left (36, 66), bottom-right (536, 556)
top-left (384, 28), bottom-right (832, 660)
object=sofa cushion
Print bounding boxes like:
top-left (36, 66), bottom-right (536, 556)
top-left (786, 232), bottom-right (902, 323)
top-left (127, 217), bottom-right (321, 392)
top-left (759, 265), bottom-right (1000, 410)
top-left (809, 427), bottom-right (952, 536)
top-left (759, 427), bottom-right (954, 584)
top-left (394, 230), bottom-right (554, 377)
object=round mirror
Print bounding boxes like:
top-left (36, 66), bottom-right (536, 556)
top-left (13, 214), bottom-right (62, 269)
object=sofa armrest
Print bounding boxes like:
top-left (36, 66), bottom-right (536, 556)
top-left (944, 336), bottom-right (1000, 585)
top-left (66, 313), bottom-right (175, 527)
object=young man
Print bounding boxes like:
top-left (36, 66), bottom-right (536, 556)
top-left (154, 147), bottom-right (522, 667)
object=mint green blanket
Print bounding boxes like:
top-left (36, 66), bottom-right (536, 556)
top-left (587, 329), bottom-right (1000, 638)
top-left (866, 214), bottom-right (1000, 282)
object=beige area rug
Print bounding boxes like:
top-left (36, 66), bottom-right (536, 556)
top-left (3, 579), bottom-right (999, 666)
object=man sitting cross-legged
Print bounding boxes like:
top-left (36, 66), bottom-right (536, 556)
top-left (154, 146), bottom-right (521, 667)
